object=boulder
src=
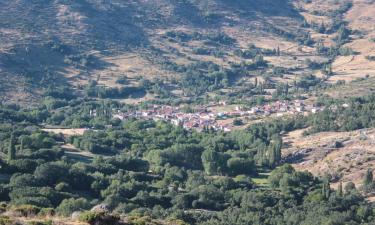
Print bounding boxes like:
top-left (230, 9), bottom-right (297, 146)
top-left (71, 211), bottom-right (82, 220)
top-left (91, 204), bottom-right (110, 213)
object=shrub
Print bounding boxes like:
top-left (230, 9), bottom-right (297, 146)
top-left (56, 198), bottom-right (90, 216)
top-left (0, 216), bottom-right (15, 225)
top-left (55, 182), bottom-right (71, 192)
top-left (0, 202), bottom-right (6, 214)
top-left (11, 205), bottom-right (41, 217)
top-left (79, 211), bottom-right (121, 225)
top-left (8, 159), bottom-right (39, 173)
top-left (38, 208), bottom-right (55, 217)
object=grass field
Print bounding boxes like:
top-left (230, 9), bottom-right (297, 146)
top-left (252, 172), bottom-right (271, 187)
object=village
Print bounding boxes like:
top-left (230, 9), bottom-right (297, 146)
top-left (112, 100), bottom-right (324, 132)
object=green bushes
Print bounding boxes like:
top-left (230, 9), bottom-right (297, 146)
top-left (38, 208), bottom-right (55, 217)
top-left (306, 93), bottom-right (375, 134)
top-left (79, 211), bottom-right (121, 225)
top-left (2, 97), bottom-right (375, 225)
top-left (85, 85), bottom-right (146, 99)
top-left (0, 216), bottom-right (15, 225)
top-left (235, 44), bottom-right (278, 59)
top-left (56, 198), bottom-right (90, 216)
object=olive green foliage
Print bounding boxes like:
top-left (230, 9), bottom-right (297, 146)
top-left (306, 94), bottom-right (375, 134)
top-left (0, 98), bottom-right (375, 224)
top-left (79, 211), bottom-right (122, 225)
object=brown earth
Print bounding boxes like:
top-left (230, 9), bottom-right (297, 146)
top-left (283, 128), bottom-right (375, 192)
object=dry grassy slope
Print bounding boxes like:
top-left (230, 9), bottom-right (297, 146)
top-left (0, 0), bottom-right (315, 104)
top-left (330, 0), bottom-right (375, 82)
top-left (1, 0), bottom-right (374, 104)
top-left (298, 0), bottom-right (375, 82)
top-left (283, 128), bottom-right (375, 192)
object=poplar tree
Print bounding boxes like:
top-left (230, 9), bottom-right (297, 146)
top-left (8, 133), bottom-right (16, 161)
top-left (337, 181), bottom-right (343, 197)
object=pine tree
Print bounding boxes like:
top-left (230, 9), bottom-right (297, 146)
top-left (8, 133), bottom-right (16, 161)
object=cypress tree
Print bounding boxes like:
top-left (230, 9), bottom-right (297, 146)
top-left (20, 136), bottom-right (25, 151)
top-left (337, 181), bottom-right (343, 197)
top-left (268, 146), bottom-right (276, 168)
top-left (8, 133), bottom-right (16, 161)
top-left (322, 181), bottom-right (331, 199)
top-left (325, 182), bottom-right (331, 199)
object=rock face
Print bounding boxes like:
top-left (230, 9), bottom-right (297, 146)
top-left (91, 204), bottom-right (110, 213)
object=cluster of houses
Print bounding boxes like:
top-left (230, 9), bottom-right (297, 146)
top-left (250, 100), bottom-right (322, 117)
top-left (111, 100), bottom-right (324, 132)
top-left (113, 105), bottom-right (224, 131)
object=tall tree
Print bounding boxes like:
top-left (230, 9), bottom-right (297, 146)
top-left (337, 181), bottom-right (343, 197)
top-left (8, 133), bottom-right (16, 161)
top-left (268, 136), bottom-right (282, 168)
top-left (363, 169), bottom-right (373, 187)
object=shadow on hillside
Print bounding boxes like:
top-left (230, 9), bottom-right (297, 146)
top-left (218, 0), bottom-right (301, 18)
top-left (0, 0), bottom-right (150, 52)
top-left (166, 0), bottom-right (301, 28)
top-left (171, 1), bottom-right (216, 27)
top-left (0, 43), bottom-right (115, 88)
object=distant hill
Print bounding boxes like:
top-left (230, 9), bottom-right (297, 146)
top-left (0, 0), bottom-right (302, 103)
top-left (1, 0), bottom-right (374, 104)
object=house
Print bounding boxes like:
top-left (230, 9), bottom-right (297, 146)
top-left (296, 106), bottom-right (304, 112)
top-left (113, 114), bottom-right (125, 120)
top-left (172, 119), bottom-right (183, 126)
top-left (223, 127), bottom-right (232, 132)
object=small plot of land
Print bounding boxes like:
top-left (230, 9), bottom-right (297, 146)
top-left (42, 128), bottom-right (100, 162)
top-left (61, 144), bottom-right (97, 163)
top-left (329, 0), bottom-right (375, 83)
top-left (252, 172), bottom-right (271, 187)
top-left (42, 128), bottom-right (88, 136)
top-left (323, 76), bottom-right (375, 98)
top-left (283, 128), bottom-right (375, 189)
top-left (330, 50), bottom-right (375, 83)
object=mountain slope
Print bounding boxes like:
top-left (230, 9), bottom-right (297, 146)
top-left (0, 0), bottom-right (304, 104)
top-left (1, 0), bottom-right (374, 105)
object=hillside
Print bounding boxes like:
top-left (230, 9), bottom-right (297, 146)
top-left (283, 128), bottom-right (375, 190)
top-left (0, 0), bottom-right (325, 104)
top-left (3, 1), bottom-right (375, 225)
